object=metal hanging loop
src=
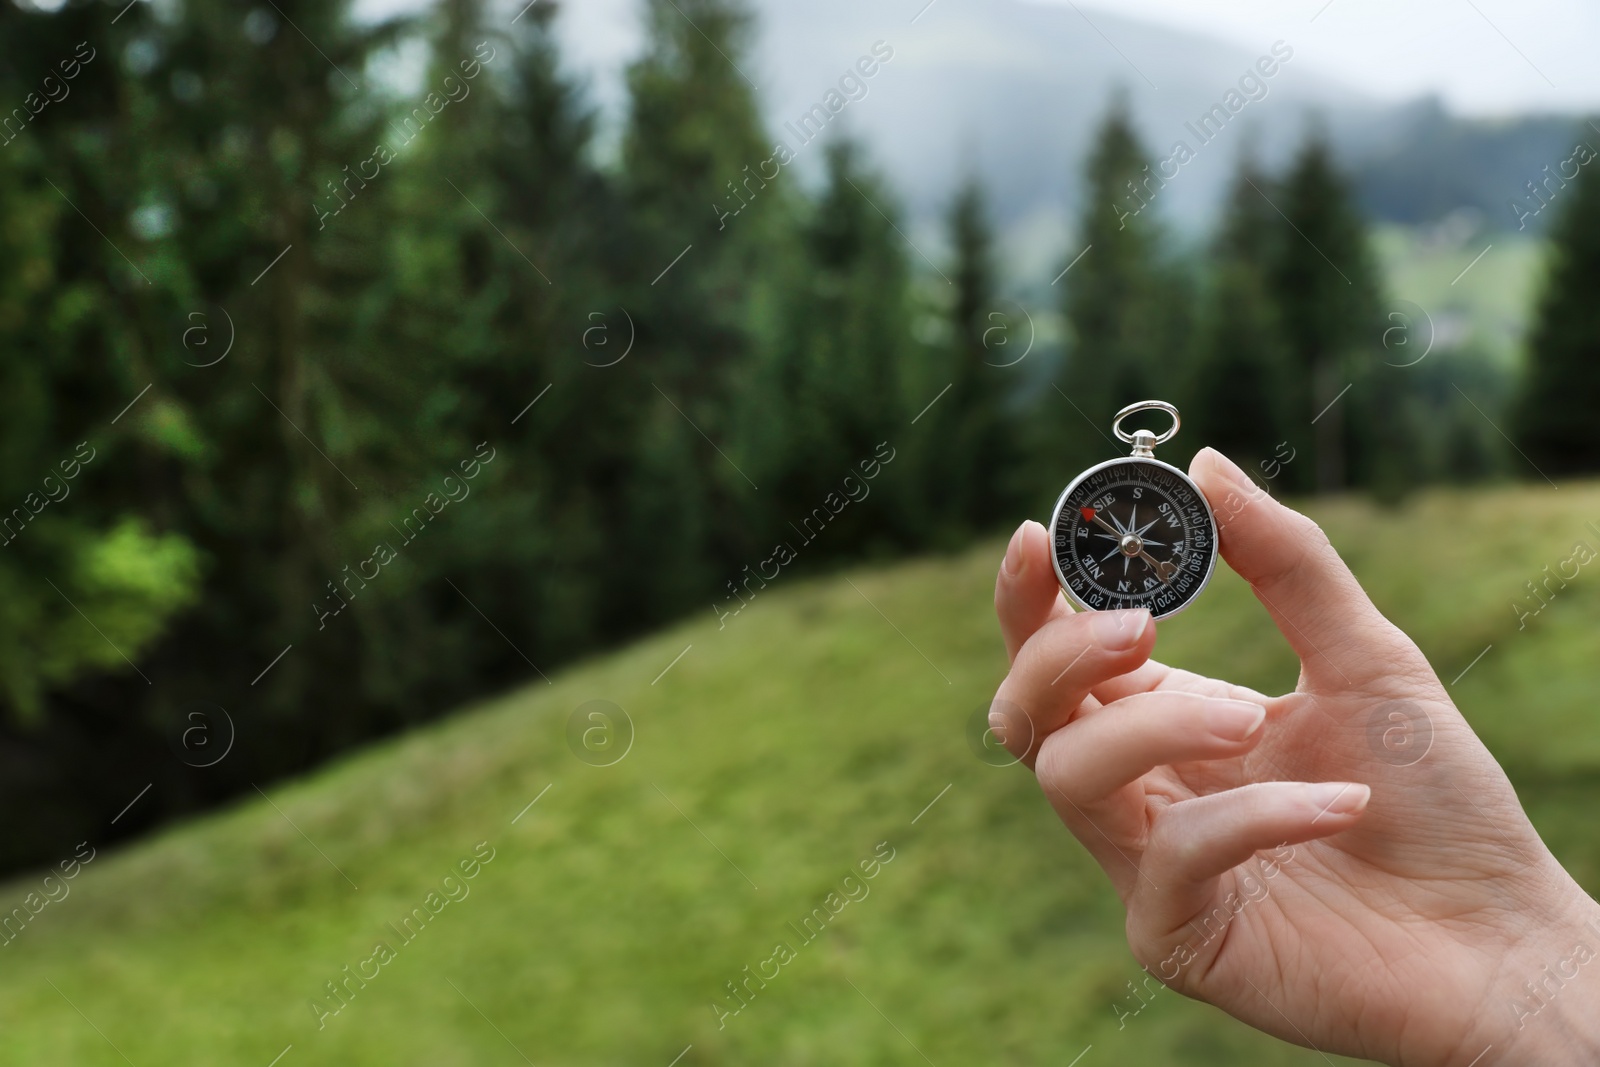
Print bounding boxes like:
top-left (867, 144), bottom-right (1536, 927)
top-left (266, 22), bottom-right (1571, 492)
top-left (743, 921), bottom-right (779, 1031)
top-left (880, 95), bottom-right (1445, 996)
top-left (1112, 400), bottom-right (1180, 457)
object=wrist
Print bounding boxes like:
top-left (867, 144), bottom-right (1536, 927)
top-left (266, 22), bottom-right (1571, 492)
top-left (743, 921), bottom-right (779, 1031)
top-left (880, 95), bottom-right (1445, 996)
top-left (1461, 880), bottom-right (1600, 1066)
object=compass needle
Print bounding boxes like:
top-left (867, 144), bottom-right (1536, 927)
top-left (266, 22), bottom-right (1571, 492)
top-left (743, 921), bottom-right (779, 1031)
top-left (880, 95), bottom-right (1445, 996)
top-left (1135, 548), bottom-right (1176, 585)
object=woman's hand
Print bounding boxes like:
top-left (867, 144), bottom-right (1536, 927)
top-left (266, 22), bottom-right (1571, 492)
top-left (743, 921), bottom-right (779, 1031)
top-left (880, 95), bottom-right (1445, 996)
top-left (992, 447), bottom-right (1600, 1066)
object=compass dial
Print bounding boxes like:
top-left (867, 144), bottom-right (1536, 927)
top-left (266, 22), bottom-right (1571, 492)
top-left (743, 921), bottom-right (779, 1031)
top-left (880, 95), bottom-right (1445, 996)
top-left (1048, 457), bottom-right (1216, 620)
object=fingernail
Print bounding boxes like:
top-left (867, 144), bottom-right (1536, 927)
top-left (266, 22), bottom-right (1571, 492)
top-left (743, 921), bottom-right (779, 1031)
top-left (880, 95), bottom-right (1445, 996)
top-left (1204, 700), bottom-right (1266, 742)
top-left (1002, 523), bottom-right (1028, 578)
top-left (1091, 608), bottom-right (1149, 650)
top-left (1308, 782), bottom-right (1370, 818)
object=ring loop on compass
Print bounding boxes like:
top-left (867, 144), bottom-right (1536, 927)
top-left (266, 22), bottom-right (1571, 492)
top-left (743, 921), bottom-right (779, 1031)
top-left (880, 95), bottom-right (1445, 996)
top-left (1112, 400), bottom-right (1181, 447)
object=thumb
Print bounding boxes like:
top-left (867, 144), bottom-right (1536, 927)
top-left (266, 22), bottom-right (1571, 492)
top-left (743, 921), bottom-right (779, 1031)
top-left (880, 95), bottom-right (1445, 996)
top-left (1188, 447), bottom-right (1429, 691)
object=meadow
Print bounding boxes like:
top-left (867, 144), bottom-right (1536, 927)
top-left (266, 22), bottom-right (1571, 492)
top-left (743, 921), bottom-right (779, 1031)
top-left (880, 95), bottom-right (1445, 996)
top-left (0, 479), bottom-right (1595, 1066)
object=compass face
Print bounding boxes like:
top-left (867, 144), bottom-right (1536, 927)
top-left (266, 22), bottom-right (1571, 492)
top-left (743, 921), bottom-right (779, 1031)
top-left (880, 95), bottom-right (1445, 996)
top-left (1048, 457), bottom-right (1217, 620)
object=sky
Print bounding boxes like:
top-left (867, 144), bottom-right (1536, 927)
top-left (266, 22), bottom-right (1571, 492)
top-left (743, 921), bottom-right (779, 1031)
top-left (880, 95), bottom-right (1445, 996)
top-left (1046, 0), bottom-right (1599, 116)
top-left (352, 0), bottom-right (1600, 118)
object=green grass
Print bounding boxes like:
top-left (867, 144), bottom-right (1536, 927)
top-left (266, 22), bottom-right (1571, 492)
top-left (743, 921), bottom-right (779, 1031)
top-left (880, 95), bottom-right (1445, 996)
top-left (2, 480), bottom-right (1600, 1066)
top-left (1372, 223), bottom-right (1546, 367)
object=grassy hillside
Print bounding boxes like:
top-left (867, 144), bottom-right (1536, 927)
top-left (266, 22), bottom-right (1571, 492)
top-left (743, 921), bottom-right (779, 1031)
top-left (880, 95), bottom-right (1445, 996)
top-left (1372, 223), bottom-right (1545, 367)
top-left (2, 480), bottom-right (1599, 1066)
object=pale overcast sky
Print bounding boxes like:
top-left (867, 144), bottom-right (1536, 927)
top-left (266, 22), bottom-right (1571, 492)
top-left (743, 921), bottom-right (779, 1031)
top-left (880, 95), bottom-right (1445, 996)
top-left (356, 0), bottom-right (1600, 117)
top-left (1048, 0), bottom-right (1596, 115)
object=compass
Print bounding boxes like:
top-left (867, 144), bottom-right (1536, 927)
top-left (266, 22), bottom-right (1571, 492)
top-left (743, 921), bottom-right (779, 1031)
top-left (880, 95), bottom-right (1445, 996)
top-left (1047, 400), bottom-right (1218, 620)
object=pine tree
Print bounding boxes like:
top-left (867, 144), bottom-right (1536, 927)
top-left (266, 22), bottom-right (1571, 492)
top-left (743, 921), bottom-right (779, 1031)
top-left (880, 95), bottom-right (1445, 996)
top-left (1268, 128), bottom-right (1384, 494)
top-left (1513, 130), bottom-right (1600, 474)
top-left (0, 70), bottom-right (200, 720)
top-left (0, 0), bottom-right (1089, 874)
top-left (621, 0), bottom-right (783, 616)
top-left (751, 140), bottom-right (914, 557)
top-left (1411, 347), bottom-right (1505, 484)
top-left (622, 0), bottom-right (778, 389)
top-left (1186, 154), bottom-right (1289, 477)
top-left (121, 0), bottom-right (430, 748)
top-left (1050, 94), bottom-right (1192, 477)
top-left (386, 0), bottom-right (636, 661)
top-left (928, 176), bottom-right (1023, 534)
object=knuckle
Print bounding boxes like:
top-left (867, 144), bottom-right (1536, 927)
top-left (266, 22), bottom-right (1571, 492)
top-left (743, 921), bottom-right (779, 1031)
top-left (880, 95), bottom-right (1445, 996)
top-left (1017, 623), bottom-right (1096, 687)
top-left (1125, 913), bottom-right (1161, 966)
top-left (1296, 510), bottom-right (1332, 547)
top-left (1147, 808), bottom-right (1206, 873)
top-left (1035, 609), bottom-right (1090, 643)
top-left (988, 692), bottom-right (1036, 759)
top-left (1287, 509), bottom-right (1335, 561)
top-left (1032, 731), bottom-right (1078, 796)
top-left (1254, 509), bottom-right (1343, 592)
top-left (1229, 780), bottom-right (1278, 818)
top-left (1167, 831), bottom-right (1209, 877)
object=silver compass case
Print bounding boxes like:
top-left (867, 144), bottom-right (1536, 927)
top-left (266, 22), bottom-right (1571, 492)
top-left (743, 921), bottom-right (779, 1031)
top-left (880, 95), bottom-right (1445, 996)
top-left (1046, 401), bottom-right (1219, 621)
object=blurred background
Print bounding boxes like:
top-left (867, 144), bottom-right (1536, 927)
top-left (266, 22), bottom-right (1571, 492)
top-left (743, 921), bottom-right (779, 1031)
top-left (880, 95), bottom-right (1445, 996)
top-left (0, 0), bottom-right (1597, 1062)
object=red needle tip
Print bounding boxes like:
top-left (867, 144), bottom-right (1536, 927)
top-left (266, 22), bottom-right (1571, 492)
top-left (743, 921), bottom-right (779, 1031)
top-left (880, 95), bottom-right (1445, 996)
top-left (1079, 507), bottom-right (1096, 522)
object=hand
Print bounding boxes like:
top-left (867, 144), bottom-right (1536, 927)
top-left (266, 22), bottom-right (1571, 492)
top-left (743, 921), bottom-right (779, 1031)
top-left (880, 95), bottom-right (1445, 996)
top-left (991, 447), bottom-right (1600, 1066)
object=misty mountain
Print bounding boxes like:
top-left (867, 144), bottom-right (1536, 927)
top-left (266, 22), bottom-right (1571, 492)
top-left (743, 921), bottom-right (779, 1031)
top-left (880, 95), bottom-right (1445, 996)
top-left (563, 0), bottom-right (1587, 262)
top-left (549, 0), bottom-right (1592, 275)
top-left (1350, 97), bottom-right (1594, 233)
top-left (725, 0), bottom-right (1376, 276)
top-left (748, 0), bottom-right (1363, 222)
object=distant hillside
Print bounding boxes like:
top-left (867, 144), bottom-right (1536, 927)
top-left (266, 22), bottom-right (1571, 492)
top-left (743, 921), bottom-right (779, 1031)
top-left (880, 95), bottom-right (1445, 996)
top-left (750, 0), bottom-right (1367, 224)
top-left (1349, 97), bottom-right (1594, 232)
top-left (554, 0), bottom-right (1593, 256)
top-left (3, 478), bottom-right (1600, 1064)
